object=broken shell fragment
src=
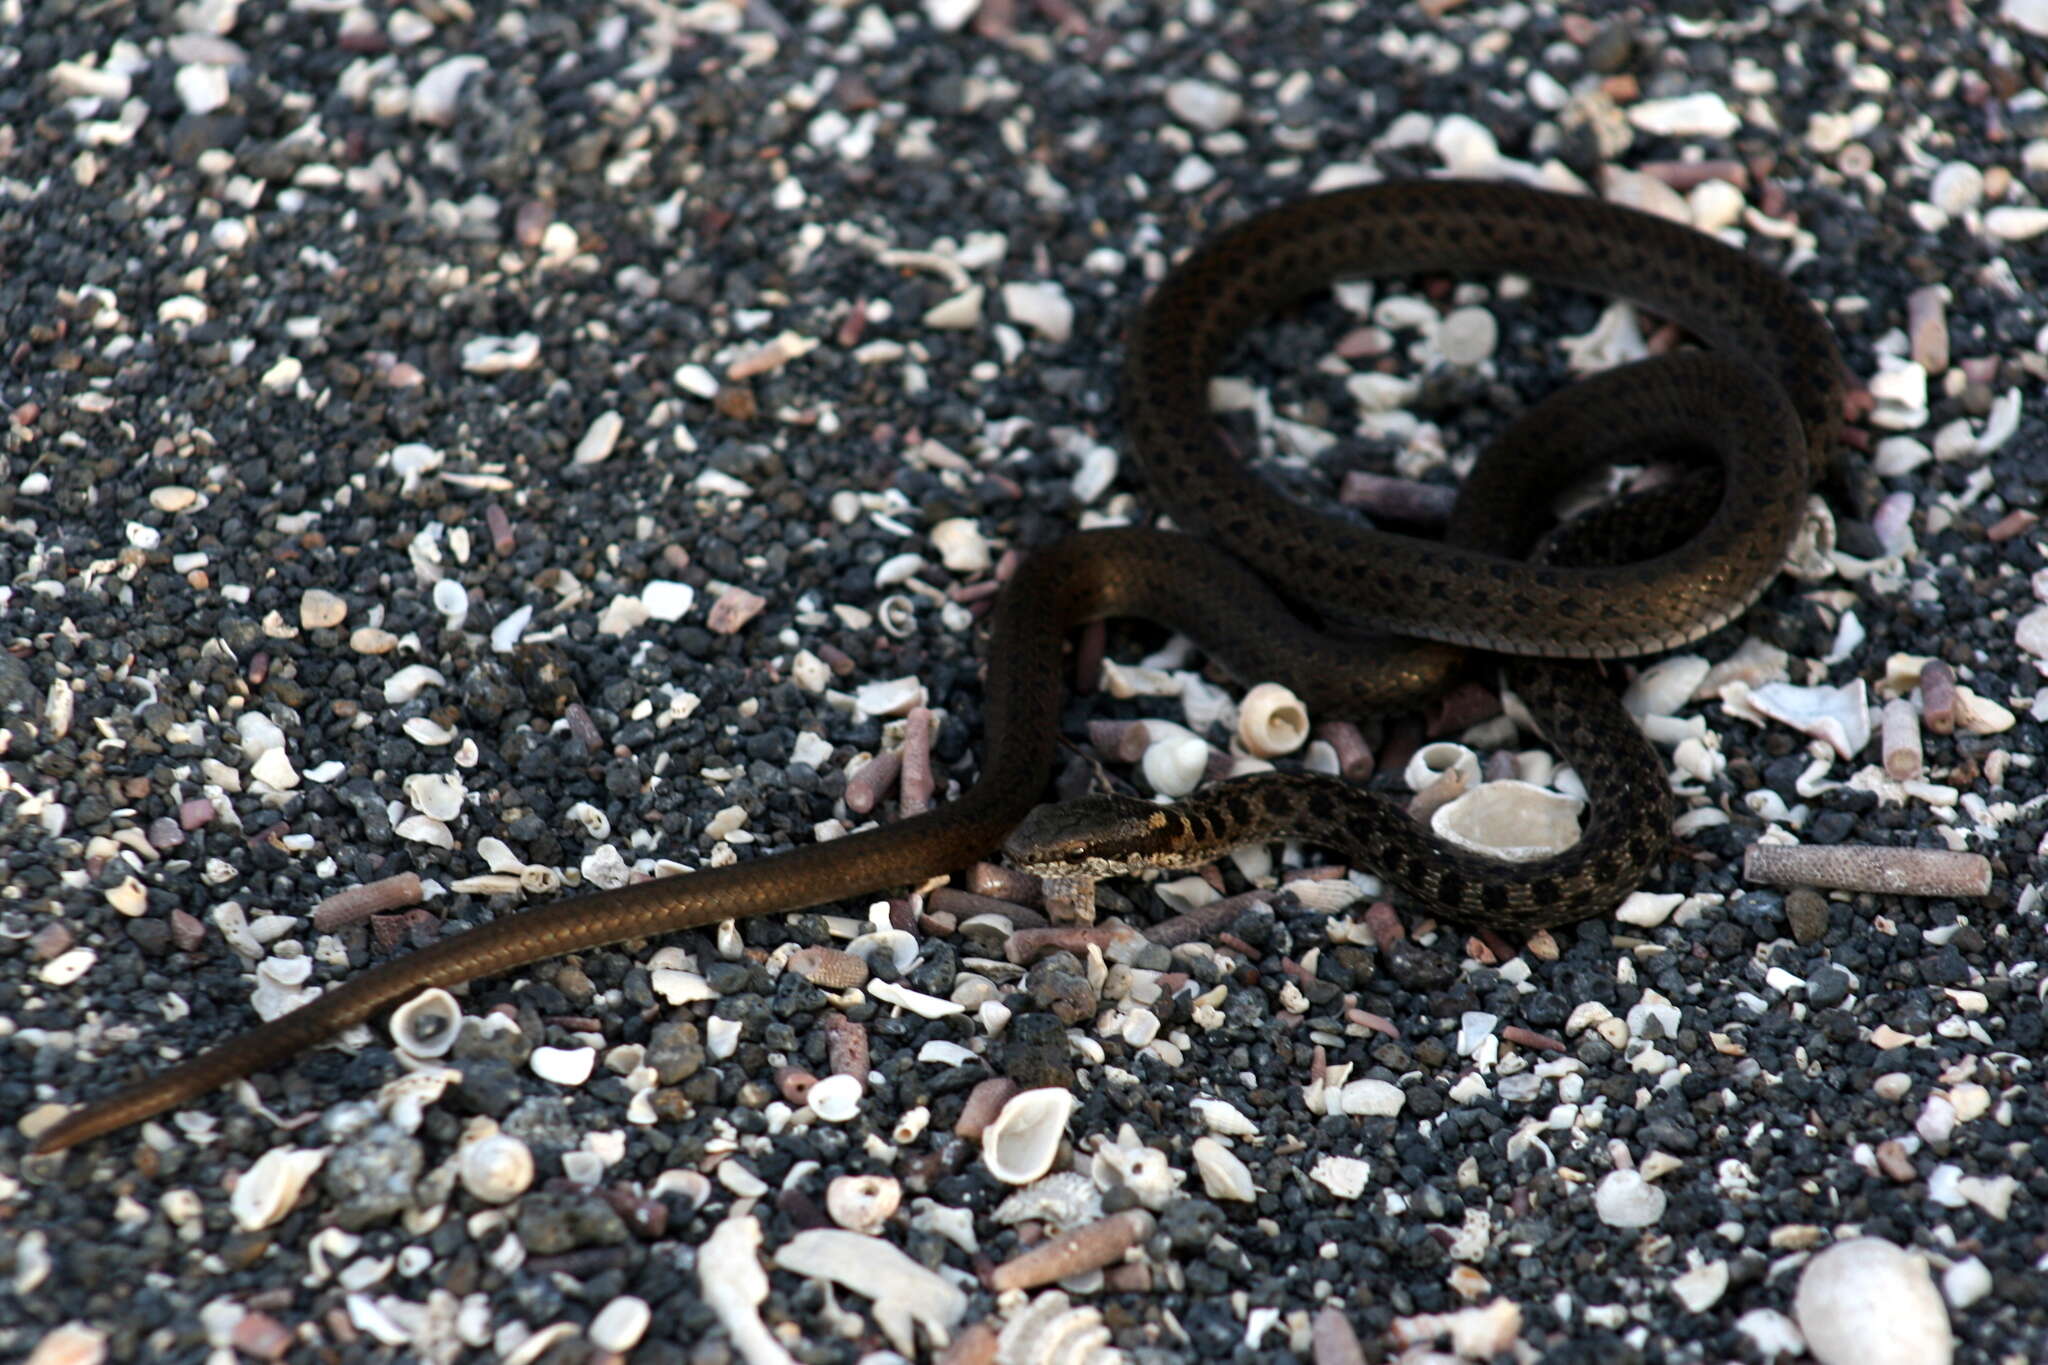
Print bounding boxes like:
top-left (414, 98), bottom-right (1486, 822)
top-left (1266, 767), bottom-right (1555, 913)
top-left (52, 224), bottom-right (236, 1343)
top-left (230, 1146), bottom-right (330, 1231)
top-left (825, 1174), bottom-right (902, 1234)
top-left (389, 986), bottom-right (463, 1059)
top-left (981, 1087), bottom-right (1077, 1185)
top-left (1190, 1137), bottom-right (1256, 1202)
top-left (807, 1073), bottom-right (865, 1123)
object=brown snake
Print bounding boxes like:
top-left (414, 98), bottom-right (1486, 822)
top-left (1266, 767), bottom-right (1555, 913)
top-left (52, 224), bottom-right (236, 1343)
top-left (30, 180), bottom-right (1842, 1155)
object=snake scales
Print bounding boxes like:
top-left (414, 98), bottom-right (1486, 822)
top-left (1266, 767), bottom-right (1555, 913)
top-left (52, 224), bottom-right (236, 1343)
top-left (31, 180), bottom-right (1841, 1154)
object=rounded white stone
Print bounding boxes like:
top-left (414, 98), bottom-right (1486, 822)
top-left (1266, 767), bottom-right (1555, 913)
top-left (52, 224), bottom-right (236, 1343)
top-left (1165, 79), bottom-right (1243, 132)
top-left (1793, 1239), bottom-right (1952, 1365)
top-left (588, 1297), bottom-right (652, 1353)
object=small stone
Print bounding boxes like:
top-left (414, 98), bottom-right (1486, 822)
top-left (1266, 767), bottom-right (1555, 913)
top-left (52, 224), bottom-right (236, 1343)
top-left (1436, 307), bottom-right (1498, 365)
top-left (1927, 162), bottom-right (1984, 216)
top-left (1984, 205), bottom-right (2048, 241)
top-left (2004, 0), bottom-right (2048, 36)
top-left (588, 1296), bottom-right (652, 1353)
top-left (1165, 78), bottom-right (1244, 132)
top-left (1000, 282), bottom-right (1074, 343)
top-left (1627, 92), bottom-right (1740, 138)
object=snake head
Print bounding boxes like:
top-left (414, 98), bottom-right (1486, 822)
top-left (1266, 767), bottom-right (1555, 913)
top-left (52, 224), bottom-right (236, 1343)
top-left (1003, 794), bottom-right (1207, 879)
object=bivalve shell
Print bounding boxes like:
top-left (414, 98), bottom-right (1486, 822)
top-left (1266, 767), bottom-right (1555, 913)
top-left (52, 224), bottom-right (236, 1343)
top-left (982, 1087), bottom-right (1076, 1185)
top-left (1430, 780), bottom-right (1582, 861)
top-left (825, 1174), bottom-right (902, 1234)
top-left (389, 986), bottom-right (463, 1059)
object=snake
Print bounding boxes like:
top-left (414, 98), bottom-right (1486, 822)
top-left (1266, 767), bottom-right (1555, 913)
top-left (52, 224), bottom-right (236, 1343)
top-left (28, 180), bottom-right (1842, 1155)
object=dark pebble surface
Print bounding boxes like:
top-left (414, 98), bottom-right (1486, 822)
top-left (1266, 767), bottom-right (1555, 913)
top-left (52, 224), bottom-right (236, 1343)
top-left (2, 1), bottom-right (2046, 1362)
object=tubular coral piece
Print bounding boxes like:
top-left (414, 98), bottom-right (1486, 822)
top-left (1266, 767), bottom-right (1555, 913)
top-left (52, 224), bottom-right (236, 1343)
top-left (311, 873), bottom-right (425, 931)
top-left (1743, 844), bottom-right (1991, 898)
top-left (988, 1210), bottom-right (1154, 1292)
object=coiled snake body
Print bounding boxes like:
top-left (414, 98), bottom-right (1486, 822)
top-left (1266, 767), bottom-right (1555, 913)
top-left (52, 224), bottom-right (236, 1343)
top-left (31, 181), bottom-right (1842, 1154)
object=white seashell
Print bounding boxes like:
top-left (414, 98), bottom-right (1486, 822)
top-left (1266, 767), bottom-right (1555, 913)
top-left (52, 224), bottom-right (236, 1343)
top-left (807, 1073), bottom-right (864, 1123)
top-left (1191, 1137), bottom-right (1256, 1202)
top-left (562, 801), bottom-right (611, 840)
top-left (1436, 305), bottom-right (1499, 367)
top-left (402, 771), bottom-right (466, 822)
top-left (389, 987), bottom-right (463, 1059)
top-left (870, 979), bottom-right (966, 1018)
top-left (1141, 734), bottom-right (1212, 797)
top-left (1740, 679), bottom-right (1872, 759)
top-left (653, 1168), bottom-right (714, 1210)
top-left (1430, 780), bottom-right (1583, 861)
top-left (1594, 1169), bottom-right (1667, 1228)
top-left (854, 675), bottom-right (927, 717)
top-left (1549, 296), bottom-right (1644, 373)
top-left (1404, 741), bottom-right (1479, 794)
top-left (231, 1146), bottom-right (330, 1231)
top-left (994, 1171), bottom-right (1103, 1231)
top-left (982, 1088), bottom-right (1078, 1185)
top-left (773, 1228), bottom-right (969, 1356)
top-left (847, 928), bottom-right (919, 973)
top-left (1794, 1239), bottom-right (1952, 1365)
top-left (1100, 659), bottom-right (1181, 698)
top-left (894, 1107), bottom-right (932, 1145)
top-left (826, 1174), bottom-right (902, 1233)
top-left (1310, 1154), bottom-right (1372, 1200)
top-left (997, 1290), bottom-right (1126, 1365)
top-left (458, 1130), bottom-right (535, 1204)
top-left (1235, 682), bottom-right (1309, 758)
top-left (378, 1066), bottom-right (459, 1131)
top-left (1953, 686), bottom-right (2015, 735)
top-left (1191, 1098), bottom-right (1259, 1137)
top-left (1089, 1137), bottom-right (1185, 1210)
top-left (930, 517), bottom-right (992, 573)
top-left (383, 663), bottom-right (447, 705)
top-left (1623, 655), bottom-right (1711, 718)
top-left (1071, 442), bottom-right (1119, 505)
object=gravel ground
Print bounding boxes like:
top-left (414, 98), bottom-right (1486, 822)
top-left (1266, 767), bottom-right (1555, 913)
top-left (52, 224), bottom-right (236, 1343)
top-left (4, 1), bottom-right (2048, 1363)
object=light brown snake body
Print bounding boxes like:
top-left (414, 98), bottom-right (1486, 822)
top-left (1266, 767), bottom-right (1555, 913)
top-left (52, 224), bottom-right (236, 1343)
top-left (30, 180), bottom-right (1842, 1155)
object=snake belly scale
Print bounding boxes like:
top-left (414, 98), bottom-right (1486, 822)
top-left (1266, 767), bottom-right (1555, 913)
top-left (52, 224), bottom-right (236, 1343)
top-left (29, 180), bottom-right (1842, 1155)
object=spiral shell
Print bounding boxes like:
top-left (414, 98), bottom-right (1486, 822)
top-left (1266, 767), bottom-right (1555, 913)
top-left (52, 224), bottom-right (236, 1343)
top-left (1403, 741), bottom-right (1480, 795)
top-left (458, 1129), bottom-right (536, 1204)
top-left (981, 1088), bottom-right (1076, 1185)
top-left (1140, 734), bottom-right (1212, 797)
top-left (389, 987), bottom-right (463, 1059)
top-left (1236, 682), bottom-right (1308, 758)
